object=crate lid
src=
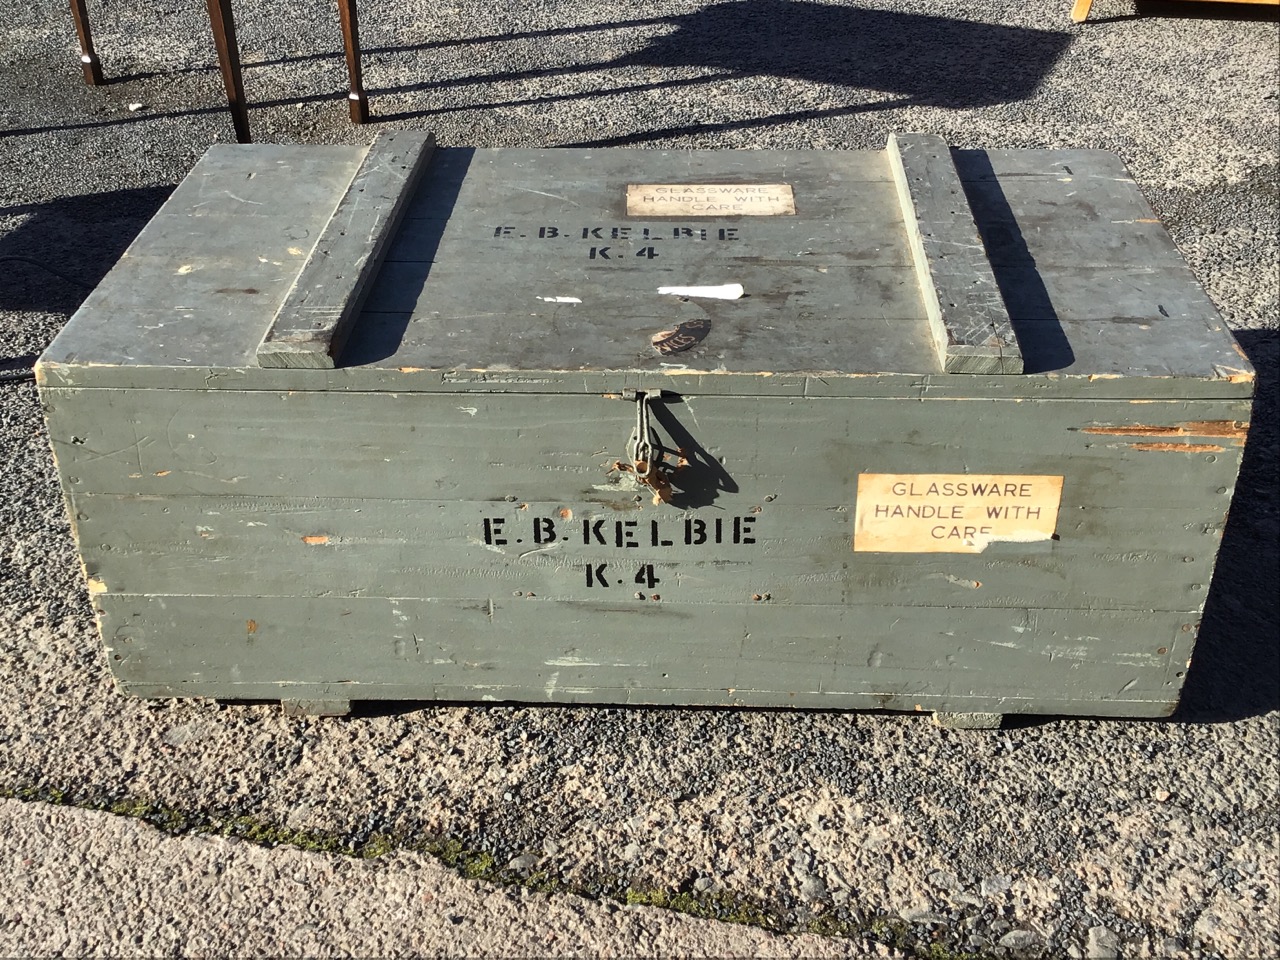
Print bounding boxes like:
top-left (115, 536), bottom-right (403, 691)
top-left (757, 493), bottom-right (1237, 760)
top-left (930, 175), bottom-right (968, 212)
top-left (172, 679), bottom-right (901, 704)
top-left (38, 133), bottom-right (1253, 399)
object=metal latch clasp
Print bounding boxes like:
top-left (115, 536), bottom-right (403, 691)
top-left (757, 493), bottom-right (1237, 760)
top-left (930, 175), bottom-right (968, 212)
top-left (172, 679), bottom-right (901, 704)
top-left (620, 389), bottom-right (674, 503)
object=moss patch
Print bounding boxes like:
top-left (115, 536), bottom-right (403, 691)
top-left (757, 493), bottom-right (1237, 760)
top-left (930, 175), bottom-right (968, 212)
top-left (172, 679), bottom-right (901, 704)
top-left (3, 783), bottom-right (997, 959)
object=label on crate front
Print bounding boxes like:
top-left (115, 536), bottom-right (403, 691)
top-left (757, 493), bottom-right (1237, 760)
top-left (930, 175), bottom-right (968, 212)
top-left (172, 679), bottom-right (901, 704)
top-left (626, 183), bottom-right (795, 216)
top-left (854, 474), bottom-right (1064, 554)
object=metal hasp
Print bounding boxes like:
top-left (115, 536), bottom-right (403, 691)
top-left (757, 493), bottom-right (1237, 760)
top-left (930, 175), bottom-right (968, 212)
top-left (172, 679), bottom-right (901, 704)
top-left (35, 133), bottom-right (1255, 722)
top-left (621, 389), bottom-right (675, 504)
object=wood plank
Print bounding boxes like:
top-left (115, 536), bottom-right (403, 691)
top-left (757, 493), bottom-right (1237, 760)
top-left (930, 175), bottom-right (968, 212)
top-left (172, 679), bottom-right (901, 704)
top-left (74, 495), bottom-right (1227, 612)
top-left (256, 131), bottom-right (437, 369)
top-left (955, 161), bottom-right (1252, 383)
top-left (43, 391), bottom-right (1250, 506)
top-left (400, 147), bottom-right (897, 223)
top-left (95, 594), bottom-right (1194, 717)
top-left (351, 259), bottom-right (938, 377)
top-left (36, 142), bottom-right (1254, 394)
top-left (34, 360), bottom-right (1255, 400)
top-left (887, 134), bottom-right (1021, 375)
top-left (386, 216), bottom-right (916, 268)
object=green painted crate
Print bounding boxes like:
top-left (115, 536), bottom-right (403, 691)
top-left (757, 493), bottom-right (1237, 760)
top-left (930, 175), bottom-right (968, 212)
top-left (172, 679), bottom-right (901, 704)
top-left (37, 133), bottom-right (1253, 722)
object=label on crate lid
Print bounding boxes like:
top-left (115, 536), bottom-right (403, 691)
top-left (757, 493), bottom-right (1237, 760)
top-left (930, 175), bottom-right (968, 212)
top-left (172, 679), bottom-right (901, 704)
top-left (626, 183), bottom-right (795, 216)
top-left (854, 473), bottom-right (1064, 554)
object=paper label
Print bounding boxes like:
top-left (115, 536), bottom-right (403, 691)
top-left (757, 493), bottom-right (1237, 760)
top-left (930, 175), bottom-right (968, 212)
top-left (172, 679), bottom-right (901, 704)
top-left (854, 474), bottom-right (1064, 553)
top-left (626, 184), bottom-right (795, 216)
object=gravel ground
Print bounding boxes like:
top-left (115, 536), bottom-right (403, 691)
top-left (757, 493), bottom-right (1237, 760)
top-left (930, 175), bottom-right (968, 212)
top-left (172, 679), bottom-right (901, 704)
top-left (1, 0), bottom-right (1277, 957)
top-left (0, 798), bottom-right (892, 958)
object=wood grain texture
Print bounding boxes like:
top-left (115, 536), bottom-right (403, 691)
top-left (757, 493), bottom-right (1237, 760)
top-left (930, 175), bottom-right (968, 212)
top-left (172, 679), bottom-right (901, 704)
top-left (42, 390), bottom-right (1249, 504)
top-left (37, 144), bottom-right (1253, 393)
top-left (887, 133), bottom-right (1022, 375)
top-left (95, 594), bottom-right (1194, 717)
top-left (256, 130), bottom-right (436, 369)
top-left (72, 494), bottom-right (1225, 612)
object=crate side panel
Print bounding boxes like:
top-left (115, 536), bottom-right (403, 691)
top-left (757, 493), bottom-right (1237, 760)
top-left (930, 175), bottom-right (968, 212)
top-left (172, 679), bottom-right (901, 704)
top-left (97, 594), bottom-right (1193, 717)
top-left (43, 390), bottom-right (1251, 506)
top-left (76, 495), bottom-right (1226, 614)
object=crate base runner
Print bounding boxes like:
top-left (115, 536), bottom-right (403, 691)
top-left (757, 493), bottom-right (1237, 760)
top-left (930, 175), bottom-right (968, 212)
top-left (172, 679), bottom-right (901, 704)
top-left (38, 132), bottom-right (1253, 720)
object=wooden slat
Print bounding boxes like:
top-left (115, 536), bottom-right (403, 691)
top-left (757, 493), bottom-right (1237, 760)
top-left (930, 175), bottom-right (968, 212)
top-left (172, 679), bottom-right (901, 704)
top-left (74, 494), bottom-right (1224, 612)
top-left (888, 133), bottom-right (1022, 375)
top-left (43, 390), bottom-right (1249, 506)
top-left (96, 593), bottom-right (1193, 717)
top-left (256, 131), bottom-right (437, 369)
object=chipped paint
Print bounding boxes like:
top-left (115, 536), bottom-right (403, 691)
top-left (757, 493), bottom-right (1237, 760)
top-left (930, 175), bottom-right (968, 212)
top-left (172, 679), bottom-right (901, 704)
top-left (938, 574), bottom-right (982, 589)
top-left (1130, 442), bottom-right (1225, 453)
top-left (301, 535), bottom-right (329, 545)
top-left (246, 619), bottom-right (258, 635)
top-left (1080, 420), bottom-right (1247, 442)
top-left (86, 577), bottom-right (107, 594)
top-left (1212, 364), bottom-right (1255, 383)
top-left (536, 296), bottom-right (582, 304)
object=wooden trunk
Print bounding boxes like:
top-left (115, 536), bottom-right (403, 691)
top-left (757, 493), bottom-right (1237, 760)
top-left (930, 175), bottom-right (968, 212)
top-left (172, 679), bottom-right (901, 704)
top-left (36, 133), bottom-right (1253, 720)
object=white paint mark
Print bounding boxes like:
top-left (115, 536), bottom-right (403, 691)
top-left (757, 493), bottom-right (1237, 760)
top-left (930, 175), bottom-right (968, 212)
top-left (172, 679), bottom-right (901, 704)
top-left (657, 283), bottom-right (744, 300)
top-left (988, 641), bottom-right (1022, 649)
top-left (287, 246), bottom-right (306, 256)
top-left (536, 296), bottom-right (582, 304)
top-left (518, 544), bottom-right (562, 559)
top-left (176, 264), bottom-right (194, 275)
top-left (224, 192), bottom-right (264, 205)
top-left (515, 187), bottom-right (579, 205)
top-left (127, 102), bottom-right (145, 112)
top-left (967, 528), bottom-right (1055, 551)
top-left (544, 671), bottom-right (560, 699)
top-left (457, 406), bottom-right (478, 416)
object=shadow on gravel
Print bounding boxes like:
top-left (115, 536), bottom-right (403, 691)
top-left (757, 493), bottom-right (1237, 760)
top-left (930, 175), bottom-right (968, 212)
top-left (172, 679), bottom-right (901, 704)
top-left (0, 187), bottom-right (172, 316)
top-left (1175, 328), bottom-right (1279, 723)
top-left (1082, 2), bottom-right (1280, 24)
top-left (374, 1), bottom-right (1073, 142)
top-left (1133, 0), bottom-right (1280, 20)
top-left (0, 107), bottom-right (225, 140)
